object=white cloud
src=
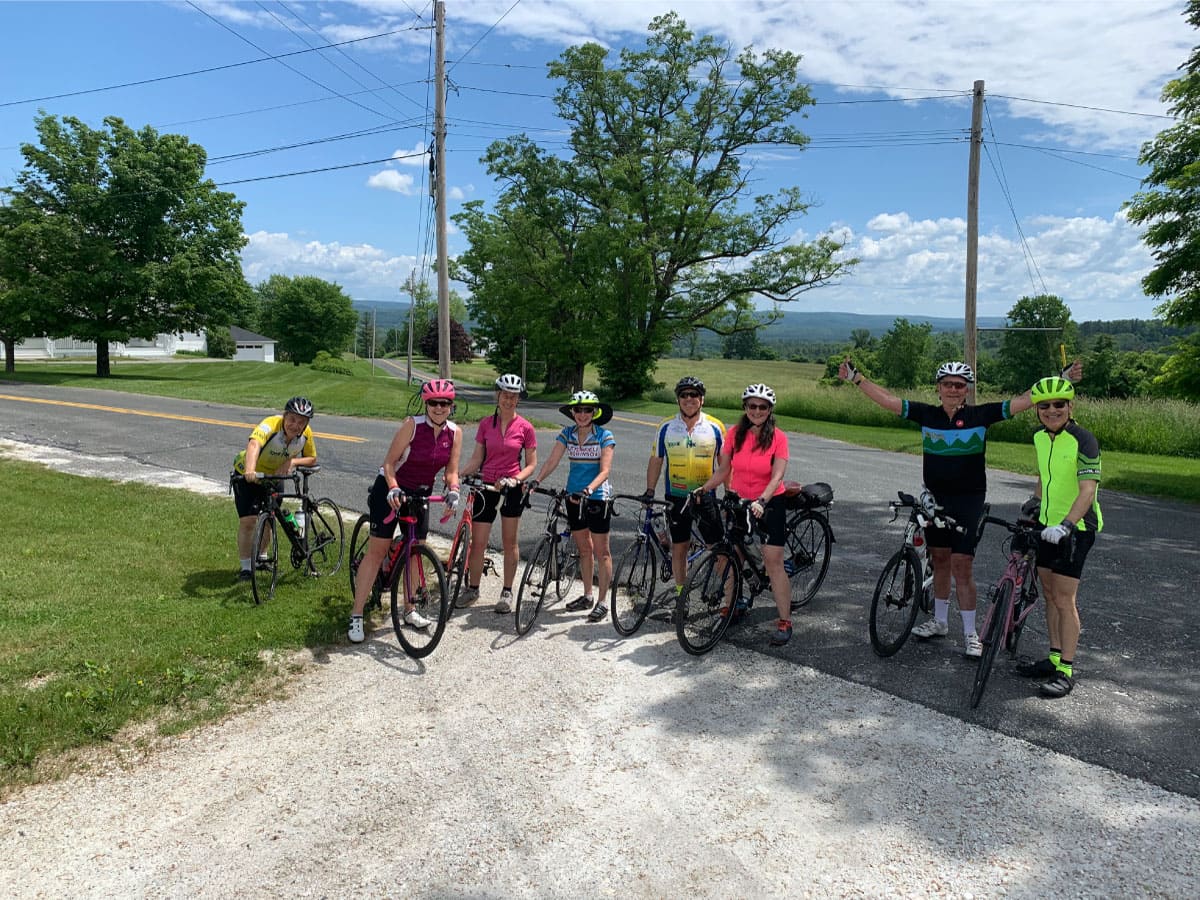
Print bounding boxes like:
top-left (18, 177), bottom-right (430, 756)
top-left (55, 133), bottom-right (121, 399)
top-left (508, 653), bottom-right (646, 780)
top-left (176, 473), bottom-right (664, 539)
top-left (392, 141), bottom-right (428, 165)
top-left (366, 169), bottom-right (418, 194)
top-left (241, 231), bottom-right (422, 301)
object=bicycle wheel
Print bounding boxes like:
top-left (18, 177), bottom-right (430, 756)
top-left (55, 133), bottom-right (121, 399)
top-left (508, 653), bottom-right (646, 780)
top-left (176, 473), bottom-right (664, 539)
top-left (250, 513), bottom-right (279, 605)
top-left (406, 389), bottom-right (423, 417)
top-left (303, 497), bottom-right (344, 577)
top-left (446, 525), bottom-right (471, 609)
top-left (348, 515), bottom-right (383, 611)
top-left (611, 538), bottom-right (656, 637)
top-left (868, 547), bottom-right (922, 657)
top-left (554, 537), bottom-right (580, 602)
top-left (1006, 582), bottom-right (1034, 655)
top-left (785, 510), bottom-right (832, 610)
top-left (515, 537), bottom-right (553, 635)
top-left (391, 543), bottom-right (450, 658)
top-left (969, 580), bottom-right (1012, 709)
top-left (676, 549), bottom-right (740, 656)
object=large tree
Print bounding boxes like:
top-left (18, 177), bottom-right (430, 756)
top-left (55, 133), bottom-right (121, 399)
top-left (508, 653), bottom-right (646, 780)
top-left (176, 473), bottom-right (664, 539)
top-left (2, 114), bottom-right (250, 376)
top-left (256, 274), bottom-right (357, 364)
top-left (453, 13), bottom-right (855, 397)
top-left (996, 294), bottom-right (1077, 392)
top-left (876, 318), bottom-right (933, 388)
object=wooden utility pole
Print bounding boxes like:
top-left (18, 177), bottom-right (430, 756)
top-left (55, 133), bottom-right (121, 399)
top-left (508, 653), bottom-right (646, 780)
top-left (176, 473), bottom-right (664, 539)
top-left (965, 79), bottom-right (984, 402)
top-left (433, 0), bottom-right (450, 378)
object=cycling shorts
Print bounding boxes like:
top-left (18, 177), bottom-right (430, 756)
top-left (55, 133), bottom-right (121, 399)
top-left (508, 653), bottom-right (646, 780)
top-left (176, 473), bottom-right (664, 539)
top-left (729, 495), bottom-right (788, 548)
top-left (667, 493), bottom-right (724, 545)
top-left (925, 492), bottom-right (986, 556)
top-left (471, 486), bottom-right (527, 524)
top-left (1037, 529), bottom-right (1095, 580)
top-left (566, 496), bottom-right (613, 535)
top-left (232, 477), bottom-right (272, 518)
top-left (366, 474), bottom-right (432, 540)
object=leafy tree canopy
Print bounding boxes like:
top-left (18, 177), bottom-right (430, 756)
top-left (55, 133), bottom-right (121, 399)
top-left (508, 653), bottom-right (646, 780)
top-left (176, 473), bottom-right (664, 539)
top-left (994, 294), bottom-right (1077, 392)
top-left (876, 318), bottom-right (933, 388)
top-left (1, 114), bottom-right (250, 376)
top-left (256, 274), bottom-right (357, 365)
top-left (453, 13), bottom-right (856, 397)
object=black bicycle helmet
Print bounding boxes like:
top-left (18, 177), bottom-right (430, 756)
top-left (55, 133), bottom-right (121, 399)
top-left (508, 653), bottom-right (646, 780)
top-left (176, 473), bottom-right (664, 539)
top-left (674, 376), bottom-right (706, 396)
top-left (284, 396), bottom-right (314, 418)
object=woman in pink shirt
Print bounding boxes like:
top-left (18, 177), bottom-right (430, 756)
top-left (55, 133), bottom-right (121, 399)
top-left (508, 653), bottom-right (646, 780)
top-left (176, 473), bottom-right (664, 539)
top-left (458, 374), bottom-right (539, 614)
top-left (698, 383), bottom-right (794, 646)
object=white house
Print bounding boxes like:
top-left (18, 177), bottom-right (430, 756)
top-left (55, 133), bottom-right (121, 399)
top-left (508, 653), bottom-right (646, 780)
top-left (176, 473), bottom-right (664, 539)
top-left (15, 331), bottom-right (207, 360)
top-left (230, 326), bottom-right (277, 363)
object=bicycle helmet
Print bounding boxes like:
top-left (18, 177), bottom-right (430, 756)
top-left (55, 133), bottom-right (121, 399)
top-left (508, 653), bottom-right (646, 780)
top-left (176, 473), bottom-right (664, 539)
top-left (1029, 376), bottom-right (1075, 403)
top-left (741, 383), bottom-right (777, 406)
top-left (674, 376), bottom-right (706, 397)
top-left (284, 396), bottom-right (313, 418)
top-left (494, 373), bottom-right (526, 396)
top-left (557, 390), bottom-right (613, 426)
top-left (421, 378), bottom-right (456, 401)
top-left (935, 361), bottom-right (975, 383)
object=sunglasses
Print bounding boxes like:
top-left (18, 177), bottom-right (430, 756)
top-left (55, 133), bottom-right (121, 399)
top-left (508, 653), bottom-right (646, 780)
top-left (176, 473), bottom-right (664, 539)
top-left (939, 381), bottom-right (969, 390)
top-left (677, 392), bottom-right (702, 400)
top-left (1036, 400), bottom-right (1069, 410)
top-left (571, 406), bottom-right (595, 414)
top-left (744, 402), bottom-right (771, 412)
top-left (425, 399), bottom-right (453, 408)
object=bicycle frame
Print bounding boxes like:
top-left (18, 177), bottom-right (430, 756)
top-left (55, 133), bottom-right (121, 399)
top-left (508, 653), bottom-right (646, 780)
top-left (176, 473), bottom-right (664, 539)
top-left (444, 475), bottom-right (500, 605)
top-left (513, 486), bottom-right (581, 635)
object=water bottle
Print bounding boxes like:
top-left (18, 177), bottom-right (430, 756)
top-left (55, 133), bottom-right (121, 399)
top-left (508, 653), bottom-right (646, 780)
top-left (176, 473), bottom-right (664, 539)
top-left (281, 508), bottom-right (298, 539)
top-left (655, 519), bottom-right (671, 551)
top-left (294, 509), bottom-right (306, 537)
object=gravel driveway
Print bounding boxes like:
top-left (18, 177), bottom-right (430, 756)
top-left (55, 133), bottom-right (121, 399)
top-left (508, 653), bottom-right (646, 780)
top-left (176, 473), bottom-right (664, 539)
top-left (2, 440), bottom-right (1198, 898)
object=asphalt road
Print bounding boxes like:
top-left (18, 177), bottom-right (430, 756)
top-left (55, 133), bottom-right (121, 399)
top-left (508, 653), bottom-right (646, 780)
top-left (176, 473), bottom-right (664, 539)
top-left (2, 378), bottom-right (1197, 799)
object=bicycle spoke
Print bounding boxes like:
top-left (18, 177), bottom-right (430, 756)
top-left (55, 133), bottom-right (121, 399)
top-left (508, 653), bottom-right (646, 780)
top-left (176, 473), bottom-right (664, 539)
top-left (676, 550), bottom-right (739, 655)
top-left (392, 544), bottom-right (449, 658)
top-left (869, 549), bottom-right (922, 657)
top-left (785, 510), bottom-right (832, 610)
top-left (612, 539), bottom-right (655, 636)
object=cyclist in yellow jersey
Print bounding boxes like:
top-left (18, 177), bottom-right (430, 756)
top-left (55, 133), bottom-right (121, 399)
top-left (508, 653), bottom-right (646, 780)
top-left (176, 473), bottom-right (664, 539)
top-left (232, 397), bottom-right (317, 581)
top-left (641, 376), bottom-right (725, 596)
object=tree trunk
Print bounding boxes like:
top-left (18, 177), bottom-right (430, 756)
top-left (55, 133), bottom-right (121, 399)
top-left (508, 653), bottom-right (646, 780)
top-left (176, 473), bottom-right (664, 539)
top-left (96, 340), bottom-right (111, 377)
top-left (3, 338), bottom-right (14, 373)
top-left (542, 359), bottom-right (575, 394)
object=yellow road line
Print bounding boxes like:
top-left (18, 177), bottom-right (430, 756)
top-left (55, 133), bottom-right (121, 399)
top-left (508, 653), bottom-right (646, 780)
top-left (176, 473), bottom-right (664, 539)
top-left (0, 393), bottom-right (367, 443)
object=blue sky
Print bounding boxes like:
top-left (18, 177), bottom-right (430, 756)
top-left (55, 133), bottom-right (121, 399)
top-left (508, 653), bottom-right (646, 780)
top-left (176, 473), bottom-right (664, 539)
top-left (0, 1), bottom-right (1190, 322)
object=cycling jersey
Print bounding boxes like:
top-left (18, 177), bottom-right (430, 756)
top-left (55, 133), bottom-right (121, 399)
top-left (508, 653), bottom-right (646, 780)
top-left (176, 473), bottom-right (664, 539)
top-left (726, 425), bottom-right (789, 500)
top-left (233, 415), bottom-right (316, 475)
top-left (1034, 422), bottom-right (1103, 532)
top-left (651, 411), bottom-right (725, 497)
top-left (386, 415), bottom-right (458, 490)
top-left (901, 400), bottom-right (1011, 497)
top-left (475, 413), bottom-right (537, 483)
top-left (556, 424), bottom-right (615, 499)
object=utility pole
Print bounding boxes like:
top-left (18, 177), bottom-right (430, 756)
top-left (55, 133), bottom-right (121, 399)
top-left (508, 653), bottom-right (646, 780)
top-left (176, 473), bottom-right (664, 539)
top-left (433, 0), bottom-right (450, 379)
top-left (403, 275), bottom-right (416, 385)
top-left (965, 79), bottom-right (984, 402)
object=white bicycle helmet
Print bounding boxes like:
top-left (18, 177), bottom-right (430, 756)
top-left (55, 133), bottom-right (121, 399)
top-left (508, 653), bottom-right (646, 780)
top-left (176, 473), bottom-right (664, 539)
top-left (935, 361), bottom-right (975, 383)
top-left (494, 373), bottom-right (526, 394)
top-left (741, 383), bottom-right (777, 406)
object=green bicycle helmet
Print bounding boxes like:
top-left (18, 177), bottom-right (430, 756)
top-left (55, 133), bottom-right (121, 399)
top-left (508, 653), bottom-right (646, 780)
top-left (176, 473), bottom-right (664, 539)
top-left (1030, 376), bottom-right (1075, 403)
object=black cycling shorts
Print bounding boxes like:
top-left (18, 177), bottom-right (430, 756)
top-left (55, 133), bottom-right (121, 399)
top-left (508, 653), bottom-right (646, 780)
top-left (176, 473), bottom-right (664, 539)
top-left (729, 495), bottom-right (789, 548)
top-left (232, 477), bottom-right (272, 518)
top-left (366, 474), bottom-right (432, 540)
top-left (667, 493), bottom-right (724, 545)
top-left (1037, 529), bottom-right (1096, 580)
top-left (471, 486), bottom-right (526, 524)
top-left (925, 492), bottom-right (986, 556)
top-left (566, 496), bottom-right (613, 535)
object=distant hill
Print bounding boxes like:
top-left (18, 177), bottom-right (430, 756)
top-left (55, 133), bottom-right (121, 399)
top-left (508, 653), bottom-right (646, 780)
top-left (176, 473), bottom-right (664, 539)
top-left (751, 310), bottom-right (1008, 342)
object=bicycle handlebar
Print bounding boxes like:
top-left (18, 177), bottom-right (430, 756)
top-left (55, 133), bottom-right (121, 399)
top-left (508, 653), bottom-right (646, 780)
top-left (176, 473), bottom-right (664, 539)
top-left (887, 490), bottom-right (963, 533)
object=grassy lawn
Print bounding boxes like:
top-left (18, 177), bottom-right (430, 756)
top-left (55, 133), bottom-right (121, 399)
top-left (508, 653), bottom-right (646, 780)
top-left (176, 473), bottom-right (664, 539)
top-left (0, 460), bottom-right (352, 791)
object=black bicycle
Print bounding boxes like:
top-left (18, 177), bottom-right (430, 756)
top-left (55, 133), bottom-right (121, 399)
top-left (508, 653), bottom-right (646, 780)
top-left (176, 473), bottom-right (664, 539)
top-left (676, 487), bottom-right (834, 656)
top-left (514, 486), bottom-right (581, 636)
top-left (237, 466), bottom-right (344, 604)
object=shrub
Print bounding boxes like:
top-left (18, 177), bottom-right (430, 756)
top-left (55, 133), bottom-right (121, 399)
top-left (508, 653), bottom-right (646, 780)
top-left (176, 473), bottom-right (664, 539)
top-left (310, 351), bottom-right (353, 376)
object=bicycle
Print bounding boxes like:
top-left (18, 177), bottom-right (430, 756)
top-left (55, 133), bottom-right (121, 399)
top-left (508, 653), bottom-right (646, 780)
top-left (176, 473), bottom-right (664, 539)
top-left (607, 494), bottom-right (711, 637)
top-left (405, 379), bottom-right (469, 419)
top-left (513, 486), bottom-right (582, 636)
top-left (443, 474), bottom-right (499, 609)
top-left (236, 466), bottom-right (344, 605)
top-left (868, 490), bottom-right (960, 657)
top-left (675, 488), bottom-right (834, 656)
top-left (347, 492), bottom-right (451, 658)
top-left (968, 512), bottom-right (1046, 709)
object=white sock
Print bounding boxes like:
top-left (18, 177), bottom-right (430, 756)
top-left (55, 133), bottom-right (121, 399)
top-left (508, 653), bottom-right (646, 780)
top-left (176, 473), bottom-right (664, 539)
top-left (961, 609), bottom-right (977, 636)
top-left (240, 558), bottom-right (252, 571)
top-left (934, 598), bottom-right (950, 623)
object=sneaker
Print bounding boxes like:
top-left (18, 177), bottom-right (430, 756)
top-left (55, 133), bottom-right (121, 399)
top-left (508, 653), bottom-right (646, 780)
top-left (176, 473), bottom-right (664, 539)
top-left (404, 608), bottom-right (433, 629)
top-left (347, 615), bottom-right (365, 643)
top-left (586, 602), bottom-right (608, 623)
top-left (962, 632), bottom-right (983, 658)
top-left (1039, 672), bottom-right (1074, 698)
top-left (770, 619), bottom-right (793, 646)
top-left (237, 569), bottom-right (253, 582)
top-left (565, 595), bottom-right (592, 612)
top-left (494, 589), bottom-right (513, 614)
top-left (456, 585), bottom-right (480, 608)
top-left (1016, 657), bottom-right (1058, 678)
top-left (912, 618), bottom-right (949, 640)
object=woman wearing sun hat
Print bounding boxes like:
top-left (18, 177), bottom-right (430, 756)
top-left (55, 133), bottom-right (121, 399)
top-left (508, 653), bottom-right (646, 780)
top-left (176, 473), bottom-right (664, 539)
top-left (528, 390), bottom-right (616, 622)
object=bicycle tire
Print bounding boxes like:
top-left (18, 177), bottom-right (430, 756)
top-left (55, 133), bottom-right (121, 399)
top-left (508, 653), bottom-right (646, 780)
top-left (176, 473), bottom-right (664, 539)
top-left (969, 580), bottom-right (1012, 709)
top-left (250, 513), bottom-right (279, 605)
top-left (1006, 581), bottom-right (1035, 655)
top-left (554, 537), bottom-right (580, 602)
top-left (405, 389), bottom-right (423, 417)
top-left (676, 549), bottom-right (739, 656)
top-left (447, 525), bottom-right (471, 609)
top-left (348, 515), bottom-right (384, 612)
top-left (611, 538), bottom-right (655, 637)
top-left (391, 543), bottom-right (449, 658)
top-left (303, 497), bottom-right (344, 577)
top-left (785, 510), bottom-right (832, 610)
top-left (515, 537), bottom-right (553, 636)
top-left (868, 547), bottom-right (922, 657)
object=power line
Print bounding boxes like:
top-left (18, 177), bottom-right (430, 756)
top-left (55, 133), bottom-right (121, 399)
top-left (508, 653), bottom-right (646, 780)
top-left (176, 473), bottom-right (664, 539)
top-left (214, 150), bottom-right (425, 186)
top-left (446, 0), bottom-right (523, 75)
top-left (989, 93), bottom-right (1173, 120)
top-left (982, 101), bottom-right (1047, 295)
top-left (0, 25), bottom-right (426, 109)
top-left (990, 142), bottom-right (1143, 181)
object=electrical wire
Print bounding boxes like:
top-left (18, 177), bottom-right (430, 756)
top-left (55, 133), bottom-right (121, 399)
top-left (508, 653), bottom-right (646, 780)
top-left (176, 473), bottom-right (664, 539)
top-left (982, 101), bottom-right (1047, 295)
top-left (446, 0), bottom-right (523, 75)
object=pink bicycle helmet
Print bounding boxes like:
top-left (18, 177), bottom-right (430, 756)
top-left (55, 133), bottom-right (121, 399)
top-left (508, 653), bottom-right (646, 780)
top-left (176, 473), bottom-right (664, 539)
top-left (421, 378), bottom-right (456, 401)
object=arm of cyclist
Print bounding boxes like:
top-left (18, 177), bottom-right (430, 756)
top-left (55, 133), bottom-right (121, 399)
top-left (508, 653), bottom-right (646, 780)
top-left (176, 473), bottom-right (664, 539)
top-left (643, 454), bottom-right (665, 502)
top-left (1010, 360), bottom-right (1083, 414)
top-left (840, 357), bottom-right (902, 415)
top-left (581, 443), bottom-right (614, 498)
top-left (750, 455), bottom-right (789, 518)
top-left (695, 448), bottom-right (732, 499)
top-left (380, 418), bottom-right (418, 509)
top-left (1041, 479), bottom-right (1097, 543)
top-left (530, 440), bottom-right (566, 490)
top-left (458, 438), bottom-right (485, 480)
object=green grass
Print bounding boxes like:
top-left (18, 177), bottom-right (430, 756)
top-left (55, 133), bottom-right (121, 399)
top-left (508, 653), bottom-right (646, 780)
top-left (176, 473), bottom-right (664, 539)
top-left (0, 460), bottom-right (350, 790)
